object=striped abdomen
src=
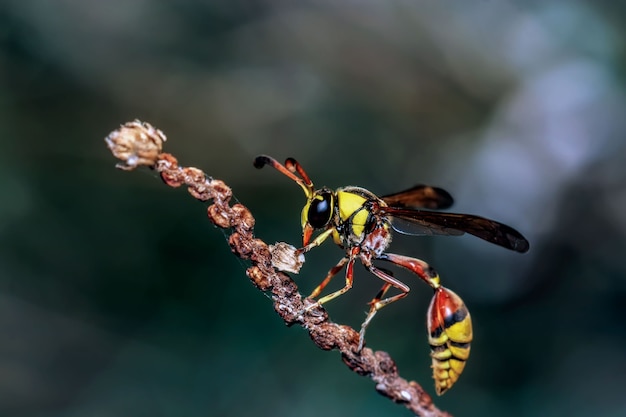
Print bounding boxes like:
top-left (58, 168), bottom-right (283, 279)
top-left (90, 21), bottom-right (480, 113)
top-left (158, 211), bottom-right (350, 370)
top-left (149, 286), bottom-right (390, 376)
top-left (427, 286), bottom-right (473, 395)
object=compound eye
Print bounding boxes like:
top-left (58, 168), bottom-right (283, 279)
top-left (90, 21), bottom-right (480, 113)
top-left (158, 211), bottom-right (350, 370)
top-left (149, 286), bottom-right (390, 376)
top-left (307, 192), bottom-right (333, 229)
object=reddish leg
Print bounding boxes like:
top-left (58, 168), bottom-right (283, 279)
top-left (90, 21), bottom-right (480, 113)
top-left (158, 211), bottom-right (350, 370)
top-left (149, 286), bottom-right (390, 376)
top-left (358, 261), bottom-right (411, 351)
top-left (356, 252), bottom-right (440, 350)
top-left (308, 247), bottom-right (360, 307)
top-left (377, 252), bottom-right (440, 289)
top-left (309, 256), bottom-right (348, 299)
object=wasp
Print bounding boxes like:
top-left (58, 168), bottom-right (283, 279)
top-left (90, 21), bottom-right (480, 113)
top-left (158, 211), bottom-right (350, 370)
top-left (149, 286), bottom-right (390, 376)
top-left (254, 155), bottom-right (529, 395)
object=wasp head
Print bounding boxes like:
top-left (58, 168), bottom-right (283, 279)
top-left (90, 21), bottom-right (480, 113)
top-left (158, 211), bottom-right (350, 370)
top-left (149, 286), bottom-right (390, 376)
top-left (254, 155), bottom-right (333, 245)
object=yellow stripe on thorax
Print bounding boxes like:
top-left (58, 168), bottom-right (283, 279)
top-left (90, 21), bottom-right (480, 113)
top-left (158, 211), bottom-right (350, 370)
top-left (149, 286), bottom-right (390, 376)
top-left (337, 190), bottom-right (369, 237)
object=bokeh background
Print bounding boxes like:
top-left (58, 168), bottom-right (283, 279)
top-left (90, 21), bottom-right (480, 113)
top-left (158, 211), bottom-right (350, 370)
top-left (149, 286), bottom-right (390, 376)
top-left (2, 1), bottom-right (626, 416)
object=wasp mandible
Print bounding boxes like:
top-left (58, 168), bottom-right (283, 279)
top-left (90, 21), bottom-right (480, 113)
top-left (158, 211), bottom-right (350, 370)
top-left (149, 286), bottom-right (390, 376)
top-left (254, 155), bottom-right (529, 395)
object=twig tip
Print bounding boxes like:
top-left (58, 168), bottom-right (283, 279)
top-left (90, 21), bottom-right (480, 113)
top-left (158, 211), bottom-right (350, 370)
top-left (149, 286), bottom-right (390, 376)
top-left (105, 119), bottom-right (166, 170)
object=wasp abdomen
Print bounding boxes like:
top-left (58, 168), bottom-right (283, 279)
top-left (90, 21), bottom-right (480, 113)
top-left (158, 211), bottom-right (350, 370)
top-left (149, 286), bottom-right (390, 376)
top-left (427, 286), bottom-right (473, 395)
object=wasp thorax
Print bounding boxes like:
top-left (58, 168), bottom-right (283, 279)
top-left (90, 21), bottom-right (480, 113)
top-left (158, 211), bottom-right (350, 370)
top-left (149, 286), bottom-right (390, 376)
top-left (306, 191), bottom-right (334, 229)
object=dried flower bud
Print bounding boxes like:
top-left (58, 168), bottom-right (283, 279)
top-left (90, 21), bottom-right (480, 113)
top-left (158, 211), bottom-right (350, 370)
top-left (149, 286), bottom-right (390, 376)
top-left (269, 242), bottom-right (305, 274)
top-left (105, 120), bottom-right (166, 170)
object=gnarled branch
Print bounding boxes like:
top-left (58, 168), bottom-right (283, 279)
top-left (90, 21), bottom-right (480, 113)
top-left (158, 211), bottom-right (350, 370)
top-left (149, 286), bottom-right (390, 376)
top-left (104, 120), bottom-right (451, 417)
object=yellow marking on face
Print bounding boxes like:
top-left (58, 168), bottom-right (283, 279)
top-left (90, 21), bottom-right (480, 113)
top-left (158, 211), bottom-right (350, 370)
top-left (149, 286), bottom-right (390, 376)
top-left (301, 200), bottom-right (311, 229)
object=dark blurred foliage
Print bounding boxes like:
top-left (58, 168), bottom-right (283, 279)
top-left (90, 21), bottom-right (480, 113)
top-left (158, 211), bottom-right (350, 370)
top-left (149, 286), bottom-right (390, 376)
top-left (1, 1), bottom-right (626, 416)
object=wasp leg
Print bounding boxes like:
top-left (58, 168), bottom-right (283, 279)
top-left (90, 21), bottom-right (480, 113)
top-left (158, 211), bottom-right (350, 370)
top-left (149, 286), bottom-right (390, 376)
top-left (359, 282), bottom-right (391, 351)
top-left (428, 286), bottom-right (472, 395)
top-left (298, 227), bottom-right (333, 254)
top-left (309, 256), bottom-right (349, 299)
top-left (377, 252), bottom-right (440, 289)
top-left (357, 262), bottom-right (411, 351)
top-left (311, 247), bottom-right (359, 307)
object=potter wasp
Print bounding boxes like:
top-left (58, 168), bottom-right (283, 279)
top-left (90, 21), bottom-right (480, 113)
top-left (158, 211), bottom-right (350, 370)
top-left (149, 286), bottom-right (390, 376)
top-left (254, 155), bottom-right (529, 395)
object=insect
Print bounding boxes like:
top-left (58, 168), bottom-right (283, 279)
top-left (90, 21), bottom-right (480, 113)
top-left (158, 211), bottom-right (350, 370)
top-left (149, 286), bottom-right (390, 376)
top-left (254, 155), bottom-right (529, 395)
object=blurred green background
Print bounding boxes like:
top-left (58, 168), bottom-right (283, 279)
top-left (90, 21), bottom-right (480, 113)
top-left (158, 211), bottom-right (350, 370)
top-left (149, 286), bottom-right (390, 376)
top-left (2, 1), bottom-right (626, 416)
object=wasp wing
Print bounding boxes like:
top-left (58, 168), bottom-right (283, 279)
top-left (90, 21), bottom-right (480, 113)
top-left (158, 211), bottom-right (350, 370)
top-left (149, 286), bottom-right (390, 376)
top-left (380, 207), bottom-right (529, 253)
top-left (389, 216), bottom-right (465, 237)
top-left (381, 185), bottom-right (454, 210)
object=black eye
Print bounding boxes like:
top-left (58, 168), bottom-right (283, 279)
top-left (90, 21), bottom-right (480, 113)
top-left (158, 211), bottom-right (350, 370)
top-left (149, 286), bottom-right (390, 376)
top-left (308, 192), bottom-right (333, 229)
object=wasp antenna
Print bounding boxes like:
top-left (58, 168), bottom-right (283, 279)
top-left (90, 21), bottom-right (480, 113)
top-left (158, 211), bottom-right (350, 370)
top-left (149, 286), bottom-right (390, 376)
top-left (284, 157), bottom-right (298, 172)
top-left (253, 155), bottom-right (273, 169)
top-left (254, 154), bottom-right (314, 197)
top-left (285, 157), bottom-right (313, 187)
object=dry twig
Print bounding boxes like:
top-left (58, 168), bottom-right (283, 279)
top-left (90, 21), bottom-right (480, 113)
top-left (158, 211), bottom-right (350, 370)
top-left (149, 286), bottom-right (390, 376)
top-left (104, 120), bottom-right (452, 417)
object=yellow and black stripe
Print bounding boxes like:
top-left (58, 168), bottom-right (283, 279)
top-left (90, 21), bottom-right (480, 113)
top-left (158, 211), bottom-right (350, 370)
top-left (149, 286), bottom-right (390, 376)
top-left (427, 286), bottom-right (473, 395)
